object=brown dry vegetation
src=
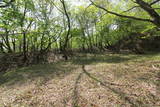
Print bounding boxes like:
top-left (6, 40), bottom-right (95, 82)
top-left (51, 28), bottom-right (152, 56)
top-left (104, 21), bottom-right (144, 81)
top-left (0, 53), bottom-right (160, 107)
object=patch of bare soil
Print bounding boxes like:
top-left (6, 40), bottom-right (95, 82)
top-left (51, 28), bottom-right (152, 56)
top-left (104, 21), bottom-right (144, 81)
top-left (0, 54), bottom-right (160, 107)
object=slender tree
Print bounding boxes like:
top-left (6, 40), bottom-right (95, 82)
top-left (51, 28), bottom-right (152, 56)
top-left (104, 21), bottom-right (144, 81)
top-left (60, 0), bottom-right (71, 60)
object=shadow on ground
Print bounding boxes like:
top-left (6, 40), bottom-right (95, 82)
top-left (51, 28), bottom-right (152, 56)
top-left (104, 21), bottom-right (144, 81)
top-left (71, 53), bottom-right (160, 65)
top-left (72, 65), bottom-right (160, 107)
top-left (0, 53), bottom-right (159, 87)
top-left (0, 53), bottom-right (160, 106)
top-left (0, 62), bottom-right (77, 86)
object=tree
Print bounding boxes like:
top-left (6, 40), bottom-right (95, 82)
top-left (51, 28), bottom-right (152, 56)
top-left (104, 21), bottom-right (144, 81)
top-left (60, 0), bottom-right (71, 60)
top-left (89, 0), bottom-right (160, 28)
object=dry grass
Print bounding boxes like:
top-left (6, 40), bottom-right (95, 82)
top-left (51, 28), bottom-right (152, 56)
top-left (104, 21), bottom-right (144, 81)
top-left (0, 53), bottom-right (160, 107)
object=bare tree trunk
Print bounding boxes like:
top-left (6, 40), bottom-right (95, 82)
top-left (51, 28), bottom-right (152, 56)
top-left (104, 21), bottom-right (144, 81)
top-left (12, 38), bottom-right (16, 52)
top-left (60, 0), bottom-right (71, 60)
top-left (23, 32), bottom-right (27, 61)
top-left (0, 40), bottom-right (5, 53)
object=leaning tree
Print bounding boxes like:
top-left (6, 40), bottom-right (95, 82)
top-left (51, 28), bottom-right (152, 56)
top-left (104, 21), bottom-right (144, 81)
top-left (89, 0), bottom-right (160, 29)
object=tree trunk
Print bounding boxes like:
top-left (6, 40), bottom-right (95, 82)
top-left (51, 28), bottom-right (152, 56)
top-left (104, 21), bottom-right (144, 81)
top-left (60, 0), bottom-right (71, 60)
top-left (23, 32), bottom-right (27, 62)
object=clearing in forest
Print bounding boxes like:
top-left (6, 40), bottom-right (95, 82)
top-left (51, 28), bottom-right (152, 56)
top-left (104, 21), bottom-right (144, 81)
top-left (0, 53), bottom-right (160, 107)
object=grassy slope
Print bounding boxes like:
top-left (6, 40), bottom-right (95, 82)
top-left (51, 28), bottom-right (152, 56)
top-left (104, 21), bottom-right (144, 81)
top-left (0, 53), bottom-right (160, 107)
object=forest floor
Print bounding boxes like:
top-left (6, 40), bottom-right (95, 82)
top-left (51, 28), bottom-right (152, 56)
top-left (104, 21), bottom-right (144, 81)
top-left (0, 53), bottom-right (160, 107)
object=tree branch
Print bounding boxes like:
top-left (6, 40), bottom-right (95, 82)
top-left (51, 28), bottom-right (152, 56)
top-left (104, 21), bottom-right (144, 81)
top-left (150, 0), bottom-right (160, 5)
top-left (122, 6), bottom-right (139, 13)
top-left (89, 0), bottom-right (153, 23)
top-left (135, 0), bottom-right (160, 26)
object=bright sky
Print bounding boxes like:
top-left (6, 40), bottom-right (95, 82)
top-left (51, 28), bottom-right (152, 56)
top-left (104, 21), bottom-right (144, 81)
top-left (69, 0), bottom-right (90, 7)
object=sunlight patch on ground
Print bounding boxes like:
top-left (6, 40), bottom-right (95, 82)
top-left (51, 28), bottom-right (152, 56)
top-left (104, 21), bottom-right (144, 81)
top-left (0, 53), bottom-right (160, 107)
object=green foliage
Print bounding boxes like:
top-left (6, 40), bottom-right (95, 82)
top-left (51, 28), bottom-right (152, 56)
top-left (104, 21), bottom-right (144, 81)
top-left (0, 0), bottom-right (159, 53)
